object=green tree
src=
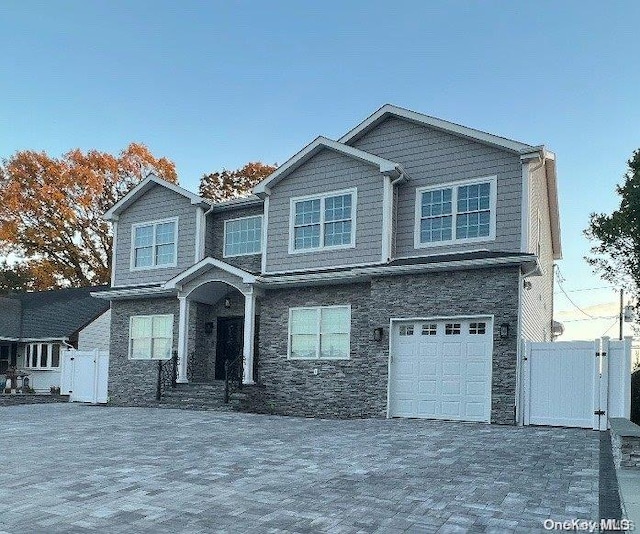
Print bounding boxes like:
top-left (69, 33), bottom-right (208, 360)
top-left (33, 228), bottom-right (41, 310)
top-left (585, 149), bottom-right (640, 303)
top-left (199, 162), bottom-right (276, 202)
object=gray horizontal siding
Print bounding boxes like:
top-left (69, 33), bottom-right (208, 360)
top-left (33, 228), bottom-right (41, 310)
top-left (520, 163), bottom-right (554, 341)
top-left (114, 184), bottom-right (198, 287)
top-left (352, 117), bottom-right (523, 257)
top-left (265, 149), bottom-right (384, 273)
top-left (206, 205), bottom-right (264, 274)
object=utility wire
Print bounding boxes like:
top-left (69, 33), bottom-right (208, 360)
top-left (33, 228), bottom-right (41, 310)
top-left (555, 267), bottom-right (599, 319)
top-left (560, 315), bottom-right (618, 323)
top-left (553, 285), bottom-right (616, 294)
top-left (602, 318), bottom-right (620, 337)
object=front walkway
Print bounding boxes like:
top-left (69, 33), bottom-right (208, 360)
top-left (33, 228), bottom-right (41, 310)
top-left (0, 405), bottom-right (598, 533)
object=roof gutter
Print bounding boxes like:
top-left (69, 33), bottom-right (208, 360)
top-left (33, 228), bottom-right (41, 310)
top-left (256, 255), bottom-right (540, 288)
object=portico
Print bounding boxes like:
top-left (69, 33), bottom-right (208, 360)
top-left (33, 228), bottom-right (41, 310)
top-left (164, 258), bottom-right (259, 385)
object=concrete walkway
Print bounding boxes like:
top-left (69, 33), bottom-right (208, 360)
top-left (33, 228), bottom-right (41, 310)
top-left (0, 404), bottom-right (599, 533)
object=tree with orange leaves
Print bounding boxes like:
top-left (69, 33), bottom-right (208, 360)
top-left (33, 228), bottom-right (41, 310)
top-left (199, 162), bottom-right (276, 203)
top-left (0, 143), bottom-right (177, 289)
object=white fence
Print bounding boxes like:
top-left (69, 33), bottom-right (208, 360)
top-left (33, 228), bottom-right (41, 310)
top-left (521, 337), bottom-right (631, 430)
top-left (60, 349), bottom-right (109, 404)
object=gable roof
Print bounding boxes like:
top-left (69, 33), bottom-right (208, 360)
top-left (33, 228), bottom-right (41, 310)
top-left (253, 136), bottom-right (404, 197)
top-left (339, 104), bottom-right (535, 154)
top-left (103, 175), bottom-right (211, 221)
top-left (0, 286), bottom-right (111, 340)
top-left (164, 257), bottom-right (257, 289)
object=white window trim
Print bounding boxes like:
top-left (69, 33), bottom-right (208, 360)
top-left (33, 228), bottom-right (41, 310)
top-left (223, 214), bottom-right (263, 258)
top-left (287, 304), bottom-right (351, 360)
top-left (413, 176), bottom-right (497, 249)
top-left (128, 314), bottom-right (174, 360)
top-left (130, 217), bottom-right (179, 271)
top-left (288, 188), bottom-right (357, 254)
top-left (24, 342), bottom-right (61, 370)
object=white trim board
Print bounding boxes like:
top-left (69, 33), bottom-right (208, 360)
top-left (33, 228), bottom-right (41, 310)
top-left (104, 175), bottom-right (210, 221)
top-left (253, 136), bottom-right (403, 197)
top-left (339, 104), bottom-right (533, 154)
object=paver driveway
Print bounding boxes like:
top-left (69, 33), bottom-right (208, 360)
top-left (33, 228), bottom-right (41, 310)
top-left (0, 404), bottom-right (598, 533)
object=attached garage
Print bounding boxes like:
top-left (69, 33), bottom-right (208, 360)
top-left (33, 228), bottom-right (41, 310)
top-left (388, 317), bottom-right (493, 422)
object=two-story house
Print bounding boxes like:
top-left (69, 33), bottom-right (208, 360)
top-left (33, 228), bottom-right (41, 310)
top-left (96, 105), bottom-right (561, 425)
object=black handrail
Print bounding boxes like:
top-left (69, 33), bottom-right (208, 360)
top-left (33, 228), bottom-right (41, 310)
top-left (156, 350), bottom-right (178, 400)
top-left (224, 354), bottom-right (244, 403)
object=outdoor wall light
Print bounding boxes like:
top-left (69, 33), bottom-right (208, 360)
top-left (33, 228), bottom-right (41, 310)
top-left (523, 280), bottom-right (532, 290)
top-left (224, 297), bottom-right (231, 309)
top-left (499, 323), bottom-right (510, 339)
top-left (204, 322), bottom-right (214, 336)
top-left (373, 327), bottom-right (384, 342)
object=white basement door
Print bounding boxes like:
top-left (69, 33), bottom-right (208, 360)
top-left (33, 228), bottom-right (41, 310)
top-left (389, 318), bottom-right (493, 422)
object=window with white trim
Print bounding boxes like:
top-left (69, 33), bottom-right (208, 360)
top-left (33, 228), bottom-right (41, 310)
top-left (25, 343), bottom-right (61, 369)
top-left (289, 306), bottom-right (350, 359)
top-left (416, 178), bottom-right (495, 246)
top-left (129, 314), bottom-right (174, 360)
top-left (291, 190), bottom-right (355, 251)
top-left (224, 215), bottom-right (262, 257)
top-left (132, 219), bottom-right (177, 269)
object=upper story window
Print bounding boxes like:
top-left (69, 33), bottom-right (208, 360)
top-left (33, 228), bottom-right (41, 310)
top-left (415, 177), bottom-right (496, 248)
top-left (131, 218), bottom-right (178, 269)
top-left (224, 215), bottom-right (262, 257)
top-left (289, 189), bottom-right (356, 253)
top-left (25, 343), bottom-right (60, 369)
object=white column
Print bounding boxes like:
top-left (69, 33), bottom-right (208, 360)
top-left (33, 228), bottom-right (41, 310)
top-left (177, 296), bottom-right (189, 383)
top-left (242, 290), bottom-right (256, 385)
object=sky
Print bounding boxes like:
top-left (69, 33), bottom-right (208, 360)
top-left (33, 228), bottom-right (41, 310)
top-left (2, 1), bottom-right (639, 338)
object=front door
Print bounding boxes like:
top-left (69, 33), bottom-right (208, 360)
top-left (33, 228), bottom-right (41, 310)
top-left (215, 317), bottom-right (244, 380)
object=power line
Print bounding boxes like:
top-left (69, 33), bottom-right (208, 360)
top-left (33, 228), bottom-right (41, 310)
top-left (553, 285), bottom-right (616, 295)
top-left (555, 267), bottom-right (599, 319)
top-left (559, 315), bottom-right (618, 323)
top-left (602, 318), bottom-right (620, 337)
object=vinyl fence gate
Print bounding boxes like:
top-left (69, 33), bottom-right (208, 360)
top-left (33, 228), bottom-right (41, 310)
top-left (522, 337), bottom-right (631, 430)
top-left (60, 349), bottom-right (109, 404)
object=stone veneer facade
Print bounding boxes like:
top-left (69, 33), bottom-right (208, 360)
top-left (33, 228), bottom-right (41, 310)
top-left (256, 266), bottom-right (520, 424)
top-left (108, 266), bottom-right (520, 423)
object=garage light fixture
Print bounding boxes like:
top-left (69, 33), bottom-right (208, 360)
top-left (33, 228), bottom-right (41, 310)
top-left (499, 323), bottom-right (509, 339)
top-left (204, 322), bottom-right (214, 336)
top-left (373, 327), bottom-right (384, 342)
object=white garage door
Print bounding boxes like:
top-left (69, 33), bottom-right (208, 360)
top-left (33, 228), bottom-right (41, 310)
top-left (389, 318), bottom-right (493, 422)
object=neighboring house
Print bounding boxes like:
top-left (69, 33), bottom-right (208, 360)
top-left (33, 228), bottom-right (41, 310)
top-left (0, 286), bottom-right (110, 391)
top-left (96, 104), bottom-right (561, 424)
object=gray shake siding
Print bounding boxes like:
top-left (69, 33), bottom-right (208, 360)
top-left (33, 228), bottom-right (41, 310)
top-left (206, 205), bottom-right (263, 274)
top-left (351, 117), bottom-right (523, 257)
top-left (265, 149), bottom-right (384, 273)
top-left (257, 266), bottom-right (520, 423)
top-left (114, 184), bottom-right (198, 287)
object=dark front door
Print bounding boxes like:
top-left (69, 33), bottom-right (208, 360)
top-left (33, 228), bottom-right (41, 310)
top-left (215, 317), bottom-right (244, 380)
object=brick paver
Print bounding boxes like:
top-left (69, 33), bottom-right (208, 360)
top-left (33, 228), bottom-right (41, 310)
top-left (0, 404), bottom-right (599, 533)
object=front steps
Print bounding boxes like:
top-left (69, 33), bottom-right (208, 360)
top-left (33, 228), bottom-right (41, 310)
top-left (157, 381), bottom-right (237, 412)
